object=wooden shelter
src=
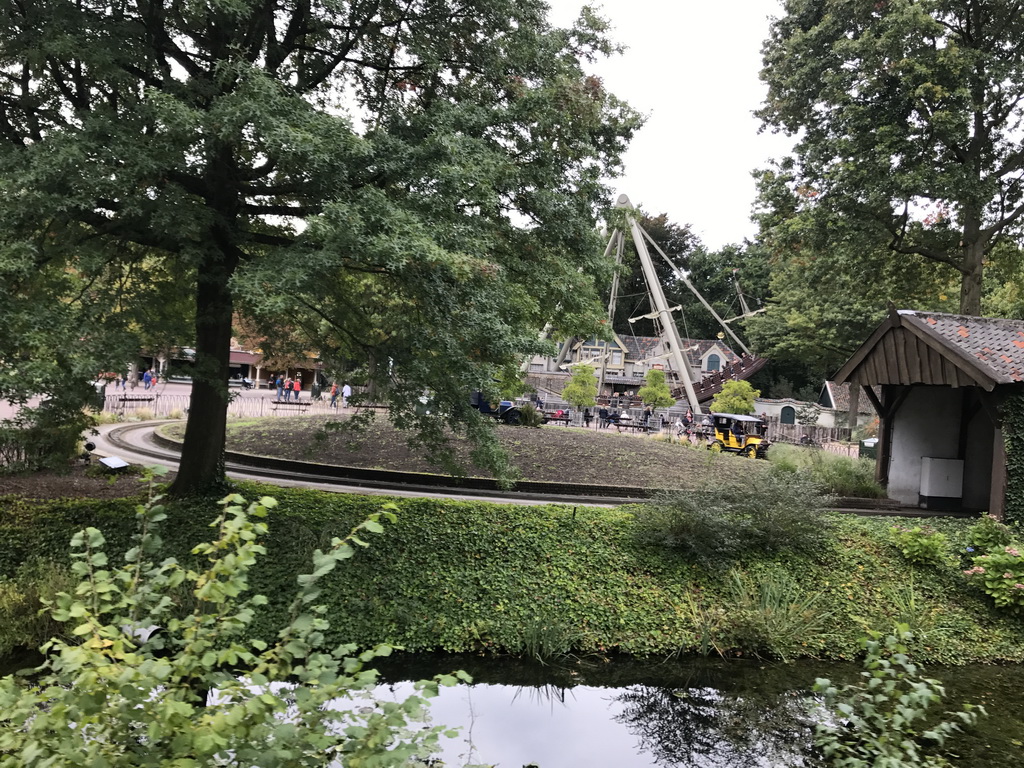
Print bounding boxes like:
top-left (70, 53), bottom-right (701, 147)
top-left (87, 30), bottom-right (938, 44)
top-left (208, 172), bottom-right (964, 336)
top-left (833, 309), bottom-right (1024, 515)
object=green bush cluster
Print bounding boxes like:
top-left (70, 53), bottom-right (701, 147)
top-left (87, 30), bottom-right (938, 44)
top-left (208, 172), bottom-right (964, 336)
top-left (768, 444), bottom-right (885, 498)
top-left (889, 525), bottom-right (951, 567)
top-left (0, 405), bottom-right (94, 473)
top-left (632, 468), bottom-right (834, 569)
top-left (813, 627), bottom-right (985, 768)
top-left (3, 482), bottom-right (1024, 665)
top-left (963, 546), bottom-right (1024, 613)
top-left (0, 559), bottom-right (73, 657)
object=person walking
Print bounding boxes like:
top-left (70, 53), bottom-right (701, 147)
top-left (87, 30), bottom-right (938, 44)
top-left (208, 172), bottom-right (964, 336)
top-left (342, 382), bottom-right (351, 408)
top-left (583, 407), bottom-right (592, 428)
top-left (598, 405), bottom-right (609, 429)
top-left (142, 369), bottom-right (152, 390)
top-left (292, 377), bottom-right (301, 401)
top-left (275, 374), bottom-right (285, 401)
top-left (330, 382), bottom-right (339, 408)
top-left (283, 376), bottom-right (292, 401)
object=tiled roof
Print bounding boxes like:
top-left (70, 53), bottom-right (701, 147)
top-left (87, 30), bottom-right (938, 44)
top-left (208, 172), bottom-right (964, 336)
top-left (619, 334), bottom-right (739, 368)
top-left (900, 311), bottom-right (1024, 384)
top-left (822, 381), bottom-right (878, 414)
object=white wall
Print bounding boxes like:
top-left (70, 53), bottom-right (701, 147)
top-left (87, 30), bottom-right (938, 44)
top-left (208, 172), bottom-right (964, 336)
top-left (888, 387), bottom-right (961, 505)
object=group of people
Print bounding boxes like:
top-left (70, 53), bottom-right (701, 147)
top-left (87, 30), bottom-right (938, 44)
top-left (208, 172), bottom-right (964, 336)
top-left (586, 406), bottom-right (652, 431)
top-left (275, 374), bottom-right (303, 402)
top-left (271, 374), bottom-right (352, 407)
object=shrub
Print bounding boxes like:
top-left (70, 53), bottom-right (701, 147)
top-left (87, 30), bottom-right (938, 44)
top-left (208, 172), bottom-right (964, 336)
top-left (0, 559), bottom-right (74, 657)
top-left (812, 627), bottom-right (985, 767)
top-left (633, 468), bottom-right (834, 568)
top-left (963, 545), bottom-right (1024, 613)
top-left (890, 525), bottom-right (951, 567)
top-left (0, 405), bottom-right (94, 473)
top-left (768, 444), bottom-right (885, 498)
top-left (0, 487), bottom-right (464, 766)
top-left (517, 402), bottom-right (544, 428)
top-left (965, 514), bottom-right (1016, 553)
top-left (727, 568), bottom-right (830, 661)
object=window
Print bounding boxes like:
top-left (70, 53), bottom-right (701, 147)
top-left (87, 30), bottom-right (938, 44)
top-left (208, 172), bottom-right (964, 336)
top-left (611, 351), bottom-right (623, 366)
top-left (706, 354), bottom-right (721, 372)
top-left (781, 406), bottom-right (796, 425)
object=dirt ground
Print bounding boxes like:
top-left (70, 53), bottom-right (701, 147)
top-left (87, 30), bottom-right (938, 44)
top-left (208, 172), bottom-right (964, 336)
top-left (1, 415), bottom-right (768, 500)
top-left (0, 463), bottom-right (159, 501)
top-left (212, 415), bottom-right (764, 490)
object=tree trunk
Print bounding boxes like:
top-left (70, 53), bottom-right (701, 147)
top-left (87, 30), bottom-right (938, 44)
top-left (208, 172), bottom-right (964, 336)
top-left (959, 239), bottom-right (984, 316)
top-left (168, 248), bottom-right (237, 496)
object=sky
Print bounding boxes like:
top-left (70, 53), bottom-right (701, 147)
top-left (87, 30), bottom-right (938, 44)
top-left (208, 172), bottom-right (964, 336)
top-left (546, 0), bottom-right (796, 250)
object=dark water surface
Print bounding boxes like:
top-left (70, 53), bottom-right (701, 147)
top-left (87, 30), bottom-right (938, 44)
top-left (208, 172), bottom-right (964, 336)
top-left (3, 650), bottom-right (1021, 766)
top-left (374, 654), bottom-right (1024, 768)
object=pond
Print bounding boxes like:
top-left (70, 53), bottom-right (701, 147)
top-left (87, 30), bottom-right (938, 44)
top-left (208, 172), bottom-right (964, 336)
top-left (3, 649), bottom-right (1021, 766)
top-left (373, 654), bottom-right (1024, 768)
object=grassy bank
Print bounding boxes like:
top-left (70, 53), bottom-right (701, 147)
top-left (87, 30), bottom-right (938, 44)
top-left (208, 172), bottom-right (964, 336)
top-left (1, 480), bottom-right (1022, 665)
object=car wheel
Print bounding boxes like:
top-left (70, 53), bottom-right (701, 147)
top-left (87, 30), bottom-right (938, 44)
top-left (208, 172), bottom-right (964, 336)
top-left (745, 445), bottom-right (758, 459)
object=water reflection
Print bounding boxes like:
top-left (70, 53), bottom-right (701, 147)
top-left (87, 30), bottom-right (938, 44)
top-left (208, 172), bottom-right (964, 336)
top-left (615, 684), bottom-right (812, 767)
top-left (375, 655), bottom-right (1024, 768)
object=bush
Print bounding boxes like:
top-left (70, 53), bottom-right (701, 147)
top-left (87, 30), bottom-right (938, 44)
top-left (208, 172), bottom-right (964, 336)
top-left (890, 525), bottom-right (951, 567)
top-left (633, 469), bottom-right (834, 568)
top-left (768, 444), bottom-right (885, 498)
top-left (727, 568), bottom-right (830, 661)
top-left (0, 559), bottom-right (74, 657)
top-left (517, 402), bottom-right (544, 428)
top-left (812, 627), bottom-right (985, 767)
top-left (0, 487), bottom-right (465, 766)
top-left (965, 514), bottom-right (1017, 553)
top-left (963, 545), bottom-right (1024, 613)
top-left (0, 404), bottom-right (94, 473)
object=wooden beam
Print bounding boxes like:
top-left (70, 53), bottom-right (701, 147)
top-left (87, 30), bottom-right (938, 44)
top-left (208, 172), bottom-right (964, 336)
top-left (862, 385), bottom-right (883, 415)
top-left (894, 328), bottom-right (911, 382)
top-left (991, 427), bottom-right (1007, 520)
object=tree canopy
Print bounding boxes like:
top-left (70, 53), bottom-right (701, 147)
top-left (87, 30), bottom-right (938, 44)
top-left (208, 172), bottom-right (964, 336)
top-left (710, 380), bottom-right (759, 415)
top-left (561, 363), bottom-right (598, 409)
top-left (637, 368), bottom-right (675, 409)
top-left (759, 0), bottom-right (1024, 315)
top-left (0, 1), bottom-right (641, 493)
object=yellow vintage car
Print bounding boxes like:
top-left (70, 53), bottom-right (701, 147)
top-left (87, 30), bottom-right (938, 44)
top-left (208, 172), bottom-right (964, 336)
top-left (704, 413), bottom-right (769, 459)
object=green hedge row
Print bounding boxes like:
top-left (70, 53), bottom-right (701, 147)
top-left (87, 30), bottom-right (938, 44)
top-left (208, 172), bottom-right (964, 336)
top-left (2, 482), bottom-right (1023, 665)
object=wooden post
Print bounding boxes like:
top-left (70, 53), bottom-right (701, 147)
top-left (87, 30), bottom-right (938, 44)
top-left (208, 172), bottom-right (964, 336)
top-left (990, 427), bottom-right (1007, 520)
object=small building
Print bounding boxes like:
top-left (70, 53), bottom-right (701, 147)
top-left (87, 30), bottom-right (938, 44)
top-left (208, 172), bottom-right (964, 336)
top-left (525, 333), bottom-right (740, 400)
top-left (833, 309), bottom-right (1024, 516)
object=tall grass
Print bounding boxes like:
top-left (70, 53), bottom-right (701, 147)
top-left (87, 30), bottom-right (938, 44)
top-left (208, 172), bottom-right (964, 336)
top-left (768, 443), bottom-right (885, 498)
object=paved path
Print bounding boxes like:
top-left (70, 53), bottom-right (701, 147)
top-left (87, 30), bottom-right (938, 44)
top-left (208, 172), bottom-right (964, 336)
top-left (90, 422), bottom-right (620, 508)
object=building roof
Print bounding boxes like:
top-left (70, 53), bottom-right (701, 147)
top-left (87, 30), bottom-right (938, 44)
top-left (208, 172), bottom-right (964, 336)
top-left (618, 334), bottom-right (740, 368)
top-left (820, 381), bottom-right (879, 414)
top-left (834, 309), bottom-right (1024, 390)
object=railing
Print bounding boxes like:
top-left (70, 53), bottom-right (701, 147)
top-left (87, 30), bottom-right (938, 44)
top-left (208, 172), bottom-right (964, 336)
top-left (100, 393), bottom-right (357, 419)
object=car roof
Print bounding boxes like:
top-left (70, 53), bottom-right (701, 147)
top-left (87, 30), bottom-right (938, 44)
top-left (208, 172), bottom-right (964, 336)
top-left (714, 413), bottom-right (762, 422)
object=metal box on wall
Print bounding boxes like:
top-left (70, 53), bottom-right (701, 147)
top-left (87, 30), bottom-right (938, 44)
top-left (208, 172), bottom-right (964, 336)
top-left (919, 457), bottom-right (964, 511)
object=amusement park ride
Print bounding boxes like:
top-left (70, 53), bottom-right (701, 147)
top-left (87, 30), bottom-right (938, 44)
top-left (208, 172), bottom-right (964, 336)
top-left (558, 194), bottom-right (768, 416)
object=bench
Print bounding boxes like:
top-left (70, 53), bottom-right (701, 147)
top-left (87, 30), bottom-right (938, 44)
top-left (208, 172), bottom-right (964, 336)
top-left (271, 400), bottom-right (311, 413)
top-left (543, 415), bottom-right (571, 426)
top-left (613, 421), bottom-right (650, 433)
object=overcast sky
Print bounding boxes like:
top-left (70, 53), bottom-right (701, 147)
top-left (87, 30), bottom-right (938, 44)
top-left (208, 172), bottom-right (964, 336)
top-left (546, 0), bottom-right (796, 250)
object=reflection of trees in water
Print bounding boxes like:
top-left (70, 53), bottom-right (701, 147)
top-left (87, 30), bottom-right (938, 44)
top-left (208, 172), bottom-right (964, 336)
top-left (614, 684), bottom-right (815, 768)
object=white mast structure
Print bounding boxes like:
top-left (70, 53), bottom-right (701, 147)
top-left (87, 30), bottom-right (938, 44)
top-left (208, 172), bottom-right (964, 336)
top-left (611, 194), bottom-right (705, 415)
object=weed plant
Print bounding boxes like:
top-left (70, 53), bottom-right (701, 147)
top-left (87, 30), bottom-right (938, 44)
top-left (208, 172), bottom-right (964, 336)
top-left (812, 627), bottom-right (985, 767)
top-left (633, 468), bottom-right (835, 569)
top-left (517, 403), bottom-right (544, 428)
top-left (0, 559), bottom-right (73, 657)
top-left (727, 568), bottom-right (830, 661)
top-left (769, 444), bottom-right (885, 498)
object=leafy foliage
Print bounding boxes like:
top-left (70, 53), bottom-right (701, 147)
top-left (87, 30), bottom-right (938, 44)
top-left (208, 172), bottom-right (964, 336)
top-left (561, 363), bottom-right (599, 408)
top-left (636, 368), bottom-right (676, 409)
top-left (964, 514), bottom-right (1017, 554)
top-left (768, 444), bottom-right (885, 499)
top-left (633, 469), bottom-right (834, 569)
top-left (0, 485), bottom-right (467, 767)
top-left (709, 380), bottom-right (759, 415)
top-left (890, 525), bottom-right (952, 567)
top-left (4, 482), bottom-right (1024, 665)
top-left (0, 0), bottom-right (642, 495)
top-left (812, 627), bottom-right (985, 768)
top-left (760, 0), bottom-right (1024, 314)
top-left (963, 545), bottom-right (1024, 613)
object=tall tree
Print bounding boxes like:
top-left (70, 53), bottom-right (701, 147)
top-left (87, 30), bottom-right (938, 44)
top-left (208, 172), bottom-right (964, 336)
top-left (0, 1), bottom-right (640, 494)
top-left (760, 0), bottom-right (1024, 315)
